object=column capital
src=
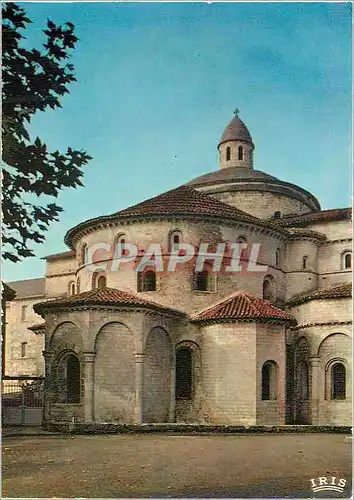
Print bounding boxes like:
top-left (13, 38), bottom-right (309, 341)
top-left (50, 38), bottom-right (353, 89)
top-left (309, 356), bottom-right (320, 366)
top-left (134, 352), bottom-right (145, 363)
top-left (83, 351), bottom-right (96, 363)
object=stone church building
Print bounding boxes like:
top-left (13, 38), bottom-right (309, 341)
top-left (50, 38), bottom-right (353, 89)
top-left (6, 113), bottom-right (352, 427)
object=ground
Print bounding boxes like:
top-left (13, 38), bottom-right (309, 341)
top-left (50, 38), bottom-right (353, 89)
top-left (2, 433), bottom-right (352, 498)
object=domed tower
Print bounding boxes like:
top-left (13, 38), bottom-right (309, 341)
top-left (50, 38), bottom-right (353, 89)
top-left (218, 110), bottom-right (254, 170)
top-left (186, 110), bottom-right (321, 218)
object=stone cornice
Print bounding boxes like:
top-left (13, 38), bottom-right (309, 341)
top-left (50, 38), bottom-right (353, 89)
top-left (291, 320), bottom-right (352, 331)
top-left (65, 213), bottom-right (290, 249)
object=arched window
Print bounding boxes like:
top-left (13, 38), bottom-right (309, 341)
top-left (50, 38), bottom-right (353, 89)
top-left (238, 145), bottom-right (243, 160)
top-left (302, 256), bottom-right (308, 270)
top-left (175, 347), bottom-right (193, 399)
top-left (236, 236), bottom-right (247, 244)
top-left (81, 244), bottom-right (88, 266)
top-left (226, 146), bottom-right (231, 162)
top-left (261, 361), bottom-right (277, 400)
top-left (263, 275), bottom-right (275, 302)
top-left (114, 234), bottom-right (128, 256)
top-left (275, 248), bottom-right (281, 268)
top-left (76, 278), bottom-right (80, 294)
top-left (298, 361), bottom-right (309, 400)
top-left (342, 251), bottom-right (352, 270)
top-left (57, 353), bottom-right (81, 403)
top-left (68, 281), bottom-right (76, 296)
top-left (169, 230), bottom-right (182, 253)
top-left (138, 270), bottom-right (156, 292)
top-left (331, 363), bottom-right (346, 400)
top-left (92, 272), bottom-right (107, 289)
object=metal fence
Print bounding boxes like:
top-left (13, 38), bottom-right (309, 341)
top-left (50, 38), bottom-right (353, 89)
top-left (2, 376), bottom-right (44, 426)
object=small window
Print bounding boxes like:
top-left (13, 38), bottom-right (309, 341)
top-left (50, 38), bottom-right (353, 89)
top-left (115, 234), bottom-right (128, 256)
top-left (302, 256), bottom-right (308, 270)
top-left (21, 305), bottom-right (27, 322)
top-left (81, 244), bottom-right (88, 266)
top-left (263, 276), bottom-right (275, 302)
top-left (273, 211), bottom-right (282, 219)
top-left (69, 282), bottom-right (76, 296)
top-left (138, 270), bottom-right (156, 292)
top-left (169, 230), bottom-right (182, 253)
top-left (175, 347), bottom-right (193, 399)
top-left (275, 248), bottom-right (281, 268)
top-left (21, 342), bottom-right (27, 358)
top-left (331, 363), bottom-right (346, 400)
top-left (193, 271), bottom-right (211, 292)
top-left (238, 145), bottom-right (243, 161)
top-left (97, 275), bottom-right (106, 289)
top-left (76, 278), bottom-right (80, 294)
top-left (342, 251), bottom-right (352, 270)
top-left (226, 146), bottom-right (231, 161)
top-left (261, 361), bottom-right (277, 400)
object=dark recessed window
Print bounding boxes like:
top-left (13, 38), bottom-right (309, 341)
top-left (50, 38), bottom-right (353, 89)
top-left (138, 270), bottom-right (156, 292)
top-left (261, 361), bottom-right (277, 400)
top-left (176, 348), bottom-right (193, 399)
top-left (238, 145), bottom-right (243, 160)
top-left (97, 275), bottom-right (106, 289)
top-left (193, 271), bottom-right (210, 291)
top-left (66, 354), bottom-right (81, 403)
top-left (226, 147), bottom-right (231, 161)
top-left (331, 363), bottom-right (346, 400)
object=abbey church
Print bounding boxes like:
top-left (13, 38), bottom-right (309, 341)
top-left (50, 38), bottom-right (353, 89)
top-left (6, 113), bottom-right (352, 427)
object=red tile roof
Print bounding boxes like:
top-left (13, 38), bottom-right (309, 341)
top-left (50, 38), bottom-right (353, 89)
top-left (191, 292), bottom-right (296, 325)
top-left (287, 283), bottom-right (352, 307)
top-left (64, 185), bottom-right (287, 247)
top-left (286, 228), bottom-right (326, 240)
top-left (271, 208), bottom-right (351, 227)
top-left (34, 287), bottom-right (185, 316)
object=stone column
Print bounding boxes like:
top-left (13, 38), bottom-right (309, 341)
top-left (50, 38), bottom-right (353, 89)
top-left (134, 353), bottom-right (145, 424)
top-left (83, 352), bottom-right (95, 423)
top-left (309, 356), bottom-right (320, 425)
top-left (42, 350), bottom-right (54, 426)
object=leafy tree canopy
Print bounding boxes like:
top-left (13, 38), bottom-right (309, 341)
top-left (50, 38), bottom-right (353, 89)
top-left (2, 2), bottom-right (92, 262)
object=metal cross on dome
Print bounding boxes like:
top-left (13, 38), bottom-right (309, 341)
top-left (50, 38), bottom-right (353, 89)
top-left (233, 108), bottom-right (240, 117)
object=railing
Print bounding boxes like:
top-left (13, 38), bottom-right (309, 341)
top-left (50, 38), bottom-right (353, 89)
top-left (2, 376), bottom-right (44, 425)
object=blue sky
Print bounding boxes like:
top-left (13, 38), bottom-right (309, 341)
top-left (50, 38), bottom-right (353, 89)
top-left (4, 2), bottom-right (352, 282)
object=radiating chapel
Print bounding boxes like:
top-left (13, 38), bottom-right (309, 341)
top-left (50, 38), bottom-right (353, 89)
top-left (28, 113), bottom-right (351, 427)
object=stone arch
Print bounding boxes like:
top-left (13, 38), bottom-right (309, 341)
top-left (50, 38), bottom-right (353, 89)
top-left (49, 321), bottom-right (84, 352)
top-left (316, 332), bottom-right (351, 357)
top-left (142, 326), bottom-right (173, 423)
top-left (94, 322), bottom-right (135, 423)
top-left (318, 333), bottom-right (351, 405)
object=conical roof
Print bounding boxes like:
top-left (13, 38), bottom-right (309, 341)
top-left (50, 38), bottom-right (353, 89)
top-left (191, 291), bottom-right (296, 325)
top-left (219, 116), bottom-right (253, 146)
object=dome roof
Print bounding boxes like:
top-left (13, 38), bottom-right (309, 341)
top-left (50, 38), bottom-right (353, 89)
top-left (187, 167), bottom-right (277, 187)
top-left (219, 116), bottom-right (254, 146)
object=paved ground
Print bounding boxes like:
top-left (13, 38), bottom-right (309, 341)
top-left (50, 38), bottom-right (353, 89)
top-left (2, 433), bottom-right (352, 498)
